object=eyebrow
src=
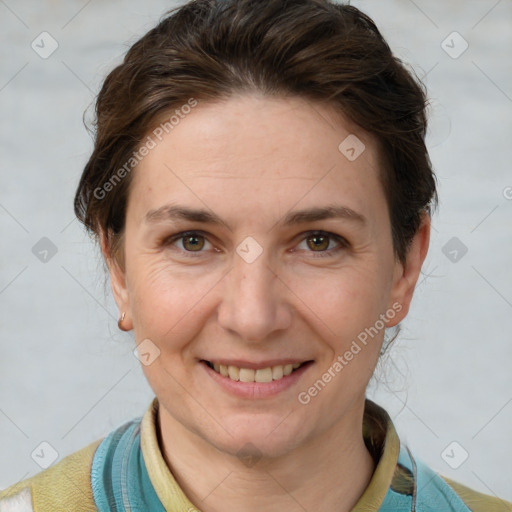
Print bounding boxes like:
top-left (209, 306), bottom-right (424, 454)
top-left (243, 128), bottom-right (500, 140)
top-left (144, 204), bottom-right (367, 230)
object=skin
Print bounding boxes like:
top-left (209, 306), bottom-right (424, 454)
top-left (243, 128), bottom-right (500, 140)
top-left (101, 93), bottom-right (430, 512)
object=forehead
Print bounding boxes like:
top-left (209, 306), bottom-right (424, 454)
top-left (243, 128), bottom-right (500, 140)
top-left (128, 94), bottom-right (386, 226)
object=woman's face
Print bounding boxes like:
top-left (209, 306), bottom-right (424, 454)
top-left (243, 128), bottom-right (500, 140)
top-left (106, 94), bottom-right (429, 458)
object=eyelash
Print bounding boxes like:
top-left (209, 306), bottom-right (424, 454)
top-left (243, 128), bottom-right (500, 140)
top-left (162, 230), bottom-right (348, 259)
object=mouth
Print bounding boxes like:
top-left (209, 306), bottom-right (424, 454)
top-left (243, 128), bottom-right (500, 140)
top-left (200, 360), bottom-right (314, 383)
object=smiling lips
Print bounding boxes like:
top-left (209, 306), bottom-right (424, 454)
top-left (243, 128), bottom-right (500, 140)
top-left (202, 360), bottom-right (310, 383)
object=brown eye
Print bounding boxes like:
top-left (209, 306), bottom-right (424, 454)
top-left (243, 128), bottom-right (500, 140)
top-left (306, 233), bottom-right (330, 252)
top-left (296, 231), bottom-right (348, 258)
top-left (181, 233), bottom-right (205, 251)
top-left (163, 230), bottom-right (213, 257)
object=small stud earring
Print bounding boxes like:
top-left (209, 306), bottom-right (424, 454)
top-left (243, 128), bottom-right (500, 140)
top-left (118, 311), bottom-right (128, 331)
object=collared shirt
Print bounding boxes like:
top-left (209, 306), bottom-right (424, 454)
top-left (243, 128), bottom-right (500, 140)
top-left (0, 397), bottom-right (510, 511)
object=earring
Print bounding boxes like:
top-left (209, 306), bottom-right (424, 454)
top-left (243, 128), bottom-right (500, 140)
top-left (118, 311), bottom-right (128, 331)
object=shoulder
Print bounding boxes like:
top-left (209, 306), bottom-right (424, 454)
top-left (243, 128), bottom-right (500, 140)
top-left (413, 457), bottom-right (512, 512)
top-left (0, 437), bottom-right (102, 512)
top-left (0, 413), bottom-right (146, 512)
top-left (390, 444), bottom-right (512, 512)
top-left (440, 475), bottom-right (512, 512)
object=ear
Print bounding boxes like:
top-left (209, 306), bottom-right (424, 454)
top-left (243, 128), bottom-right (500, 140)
top-left (100, 228), bottom-right (133, 330)
top-left (386, 212), bottom-right (431, 327)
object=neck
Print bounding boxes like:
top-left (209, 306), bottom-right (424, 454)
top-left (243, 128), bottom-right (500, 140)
top-left (157, 401), bottom-right (376, 512)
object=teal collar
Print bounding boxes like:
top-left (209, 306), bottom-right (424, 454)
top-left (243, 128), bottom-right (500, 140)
top-left (91, 418), bottom-right (165, 511)
top-left (90, 403), bottom-right (472, 511)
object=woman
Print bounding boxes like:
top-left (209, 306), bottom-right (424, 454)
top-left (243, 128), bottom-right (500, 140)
top-left (1, 0), bottom-right (510, 511)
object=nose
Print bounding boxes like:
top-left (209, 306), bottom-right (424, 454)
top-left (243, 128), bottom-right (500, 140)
top-left (217, 249), bottom-right (292, 344)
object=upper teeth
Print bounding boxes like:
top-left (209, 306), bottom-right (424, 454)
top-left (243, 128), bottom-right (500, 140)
top-left (211, 363), bottom-right (302, 383)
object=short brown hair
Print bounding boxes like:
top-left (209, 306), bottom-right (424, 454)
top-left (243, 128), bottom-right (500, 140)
top-left (74, 0), bottom-right (437, 271)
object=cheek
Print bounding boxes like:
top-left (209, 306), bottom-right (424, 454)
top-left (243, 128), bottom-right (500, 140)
top-left (128, 257), bottom-right (216, 342)
top-left (294, 264), bottom-right (391, 355)
top-left (310, 261), bottom-right (388, 311)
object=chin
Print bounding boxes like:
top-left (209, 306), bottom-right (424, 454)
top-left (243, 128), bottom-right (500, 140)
top-left (206, 414), bottom-right (309, 461)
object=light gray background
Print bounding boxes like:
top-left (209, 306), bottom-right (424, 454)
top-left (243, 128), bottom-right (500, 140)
top-left (1, 0), bottom-right (511, 503)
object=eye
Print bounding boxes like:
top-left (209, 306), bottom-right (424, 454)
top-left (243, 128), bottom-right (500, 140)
top-left (295, 230), bottom-right (348, 258)
top-left (162, 230), bottom-right (348, 259)
top-left (163, 230), bottom-right (214, 257)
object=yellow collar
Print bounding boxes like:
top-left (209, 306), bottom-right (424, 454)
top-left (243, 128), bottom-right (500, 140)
top-left (140, 396), bottom-right (400, 511)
